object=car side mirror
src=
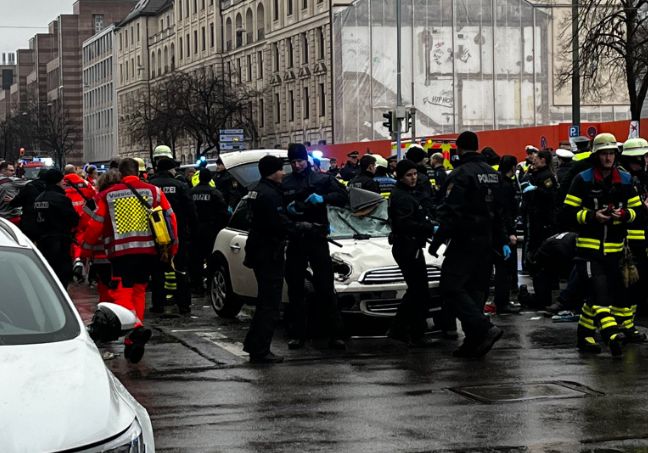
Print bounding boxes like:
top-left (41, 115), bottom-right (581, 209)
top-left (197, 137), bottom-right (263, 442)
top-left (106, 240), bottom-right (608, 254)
top-left (87, 302), bottom-right (138, 343)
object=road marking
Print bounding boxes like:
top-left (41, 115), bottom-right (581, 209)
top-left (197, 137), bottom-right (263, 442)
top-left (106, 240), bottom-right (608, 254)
top-left (195, 332), bottom-right (247, 358)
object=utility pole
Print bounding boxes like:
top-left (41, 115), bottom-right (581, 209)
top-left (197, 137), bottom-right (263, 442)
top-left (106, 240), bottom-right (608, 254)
top-left (571, 0), bottom-right (580, 129)
top-left (395, 0), bottom-right (403, 160)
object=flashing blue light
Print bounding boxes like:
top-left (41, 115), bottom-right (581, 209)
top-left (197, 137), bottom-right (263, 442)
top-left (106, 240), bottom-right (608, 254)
top-left (200, 156), bottom-right (207, 161)
top-left (100, 164), bottom-right (106, 170)
top-left (312, 150), bottom-right (324, 159)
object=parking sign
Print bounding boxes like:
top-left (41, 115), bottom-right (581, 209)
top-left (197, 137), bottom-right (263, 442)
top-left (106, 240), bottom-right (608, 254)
top-left (569, 125), bottom-right (580, 138)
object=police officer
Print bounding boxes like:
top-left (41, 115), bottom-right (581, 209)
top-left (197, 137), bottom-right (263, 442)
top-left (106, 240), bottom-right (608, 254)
top-left (561, 133), bottom-right (641, 355)
top-left (282, 143), bottom-right (349, 350)
top-left (10, 169), bottom-right (47, 240)
top-left (387, 160), bottom-right (437, 346)
top-left (327, 158), bottom-right (340, 177)
top-left (149, 157), bottom-right (198, 314)
top-left (34, 169), bottom-right (80, 288)
top-left (189, 169), bottom-right (229, 294)
top-left (373, 155), bottom-right (396, 198)
top-left (339, 151), bottom-right (360, 181)
top-left (386, 155), bottom-right (398, 179)
top-left (428, 152), bottom-right (447, 195)
top-left (348, 155), bottom-right (380, 193)
top-left (243, 156), bottom-right (311, 363)
top-left (405, 145), bottom-right (433, 198)
top-left (429, 131), bottom-right (508, 358)
top-left (214, 157), bottom-right (247, 210)
top-left (556, 147), bottom-right (575, 186)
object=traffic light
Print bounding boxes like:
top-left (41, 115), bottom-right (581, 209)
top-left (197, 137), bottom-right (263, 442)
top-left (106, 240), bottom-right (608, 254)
top-left (382, 111), bottom-right (394, 134)
top-left (404, 111), bottom-right (413, 133)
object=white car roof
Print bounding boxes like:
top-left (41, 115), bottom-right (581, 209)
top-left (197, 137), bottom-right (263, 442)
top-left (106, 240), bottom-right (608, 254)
top-left (0, 218), bottom-right (31, 248)
top-left (220, 149), bottom-right (287, 169)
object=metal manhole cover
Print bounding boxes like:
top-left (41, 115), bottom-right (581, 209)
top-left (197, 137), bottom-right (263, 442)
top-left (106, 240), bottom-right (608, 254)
top-left (449, 380), bottom-right (603, 404)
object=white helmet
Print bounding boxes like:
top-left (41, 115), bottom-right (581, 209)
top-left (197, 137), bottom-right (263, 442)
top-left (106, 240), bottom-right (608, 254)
top-left (152, 145), bottom-right (173, 160)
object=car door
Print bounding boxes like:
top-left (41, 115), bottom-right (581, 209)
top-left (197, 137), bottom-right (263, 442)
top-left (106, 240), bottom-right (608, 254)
top-left (222, 199), bottom-right (258, 298)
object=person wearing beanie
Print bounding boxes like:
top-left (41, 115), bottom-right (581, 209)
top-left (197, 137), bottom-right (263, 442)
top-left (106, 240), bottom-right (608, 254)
top-left (386, 158), bottom-right (437, 347)
top-left (282, 143), bottom-right (349, 350)
top-left (405, 145), bottom-right (434, 199)
top-left (242, 155), bottom-right (300, 363)
top-left (429, 130), bottom-right (507, 358)
top-left (189, 167), bottom-right (229, 295)
top-left (33, 168), bottom-right (80, 288)
top-left (149, 154), bottom-right (198, 315)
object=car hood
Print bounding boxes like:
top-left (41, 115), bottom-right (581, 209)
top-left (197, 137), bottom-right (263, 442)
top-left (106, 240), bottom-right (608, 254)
top-left (331, 236), bottom-right (443, 276)
top-left (0, 336), bottom-right (135, 452)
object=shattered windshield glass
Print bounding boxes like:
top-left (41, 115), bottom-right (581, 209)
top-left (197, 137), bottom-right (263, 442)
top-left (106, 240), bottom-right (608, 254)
top-left (328, 201), bottom-right (391, 240)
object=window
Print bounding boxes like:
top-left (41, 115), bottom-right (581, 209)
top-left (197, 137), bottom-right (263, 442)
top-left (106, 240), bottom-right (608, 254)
top-left (202, 0), bottom-right (205, 9)
top-left (275, 93), bottom-right (280, 123)
top-left (160, 19), bottom-right (164, 31)
top-left (93, 15), bottom-right (104, 34)
top-left (317, 27), bottom-right (325, 60)
top-left (124, 29), bottom-right (128, 48)
top-left (287, 0), bottom-right (293, 16)
top-left (125, 60), bottom-right (129, 80)
top-left (186, 33), bottom-right (190, 56)
top-left (273, 0), bottom-right (279, 21)
top-left (257, 50), bottom-right (263, 79)
top-left (301, 33), bottom-right (308, 64)
top-left (237, 58), bottom-right (242, 82)
top-left (288, 90), bottom-right (294, 121)
top-left (137, 55), bottom-right (141, 76)
top-left (302, 0), bottom-right (308, 9)
top-left (167, 15), bottom-right (170, 28)
top-left (119, 63), bottom-right (123, 83)
top-left (272, 43), bottom-right (279, 71)
top-left (287, 38), bottom-right (293, 68)
top-left (210, 23), bottom-right (215, 48)
top-left (131, 58), bottom-right (135, 78)
top-left (227, 61), bottom-right (231, 85)
top-left (319, 82), bottom-right (325, 116)
top-left (185, 0), bottom-right (189, 18)
top-left (194, 30), bottom-right (198, 53)
top-left (247, 55), bottom-right (252, 81)
top-left (303, 86), bottom-right (309, 119)
top-left (193, 0), bottom-right (197, 14)
top-left (137, 23), bottom-right (140, 41)
top-left (119, 33), bottom-right (122, 50)
top-left (259, 98), bottom-right (264, 127)
top-left (202, 27), bottom-right (206, 51)
top-left (228, 199), bottom-right (251, 231)
top-left (130, 26), bottom-right (134, 44)
top-left (179, 37), bottom-right (183, 59)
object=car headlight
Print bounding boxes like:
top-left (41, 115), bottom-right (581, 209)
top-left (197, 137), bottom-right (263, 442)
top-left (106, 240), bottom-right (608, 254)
top-left (332, 256), bottom-right (352, 282)
top-left (100, 419), bottom-right (145, 452)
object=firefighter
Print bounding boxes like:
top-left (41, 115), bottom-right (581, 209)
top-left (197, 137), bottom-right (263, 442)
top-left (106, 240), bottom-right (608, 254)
top-left (133, 158), bottom-right (148, 181)
top-left (282, 143), bottom-right (348, 350)
top-left (63, 164), bottom-right (97, 283)
top-left (243, 156), bottom-right (311, 363)
top-left (189, 169), bottom-right (229, 294)
top-left (339, 151), bottom-right (360, 181)
top-left (561, 133), bottom-right (641, 356)
top-left (348, 155), bottom-right (380, 193)
top-left (33, 169), bottom-right (80, 288)
top-left (152, 144), bottom-right (174, 167)
top-left (149, 157), bottom-right (198, 315)
top-left (428, 131), bottom-right (507, 358)
top-left (387, 159), bottom-right (437, 346)
top-left (83, 158), bottom-right (178, 363)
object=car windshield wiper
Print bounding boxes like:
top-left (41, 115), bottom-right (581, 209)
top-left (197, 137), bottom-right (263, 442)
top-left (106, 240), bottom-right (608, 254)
top-left (335, 213), bottom-right (370, 240)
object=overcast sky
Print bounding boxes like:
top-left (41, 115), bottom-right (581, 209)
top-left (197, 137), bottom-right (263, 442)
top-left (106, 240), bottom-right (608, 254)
top-left (0, 0), bottom-right (77, 59)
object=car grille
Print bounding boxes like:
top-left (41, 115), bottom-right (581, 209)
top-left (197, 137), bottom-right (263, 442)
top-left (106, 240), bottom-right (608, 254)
top-left (360, 265), bottom-right (441, 284)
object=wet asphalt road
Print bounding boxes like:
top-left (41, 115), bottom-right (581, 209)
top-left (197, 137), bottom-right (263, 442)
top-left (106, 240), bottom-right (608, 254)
top-left (69, 284), bottom-right (648, 453)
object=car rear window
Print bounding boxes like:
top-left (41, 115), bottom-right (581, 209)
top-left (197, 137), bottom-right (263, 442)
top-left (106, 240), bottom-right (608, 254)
top-left (228, 161), bottom-right (292, 189)
top-left (0, 248), bottom-right (80, 345)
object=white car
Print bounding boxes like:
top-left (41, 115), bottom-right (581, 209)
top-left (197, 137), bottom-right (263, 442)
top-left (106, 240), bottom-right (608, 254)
top-left (208, 150), bottom-right (445, 322)
top-left (0, 219), bottom-right (154, 452)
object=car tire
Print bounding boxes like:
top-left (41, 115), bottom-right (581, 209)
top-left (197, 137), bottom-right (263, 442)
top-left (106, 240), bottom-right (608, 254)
top-left (208, 258), bottom-right (243, 318)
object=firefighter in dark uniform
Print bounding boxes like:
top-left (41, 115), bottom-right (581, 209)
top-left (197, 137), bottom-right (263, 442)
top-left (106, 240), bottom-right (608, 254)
top-left (243, 156), bottom-right (312, 363)
top-left (522, 149), bottom-right (558, 270)
top-left (149, 157), bottom-right (198, 314)
top-left (189, 169), bottom-right (229, 294)
top-left (339, 151), bottom-right (360, 181)
top-left (561, 133), bottom-right (641, 356)
top-left (428, 131), bottom-right (508, 358)
top-left (33, 169), bottom-right (80, 288)
top-left (348, 155), bottom-right (380, 193)
top-left (387, 160), bottom-right (437, 346)
top-left (282, 143), bottom-right (349, 350)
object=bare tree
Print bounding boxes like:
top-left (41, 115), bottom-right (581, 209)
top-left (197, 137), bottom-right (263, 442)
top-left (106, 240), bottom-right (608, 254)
top-left (558, 0), bottom-right (648, 121)
top-left (27, 102), bottom-right (77, 168)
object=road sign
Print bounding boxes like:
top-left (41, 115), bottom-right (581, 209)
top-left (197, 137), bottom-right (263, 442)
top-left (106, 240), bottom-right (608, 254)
top-left (219, 134), bottom-right (244, 143)
top-left (219, 143), bottom-right (246, 151)
top-left (587, 126), bottom-right (597, 138)
top-left (629, 121), bottom-right (639, 139)
top-left (569, 125), bottom-right (580, 138)
top-left (220, 128), bottom-right (244, 135)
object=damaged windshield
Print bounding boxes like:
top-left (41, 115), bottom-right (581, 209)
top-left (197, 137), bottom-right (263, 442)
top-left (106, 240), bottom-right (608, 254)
top-left (328, 201), bottom-right (391, 240)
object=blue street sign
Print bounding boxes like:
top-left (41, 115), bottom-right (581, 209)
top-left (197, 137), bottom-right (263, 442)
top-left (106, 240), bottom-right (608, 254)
top-left (569, 125), bottom-right (580, 138)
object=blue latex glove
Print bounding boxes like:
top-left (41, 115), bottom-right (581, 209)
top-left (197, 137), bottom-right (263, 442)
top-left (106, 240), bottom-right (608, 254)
top-left (287, 201), bottom-right (303, 216)
top-left (522, 184), bottom-right (537, 193)
top-left (502, 245), bottom-right (512, 260)
top-left (433, 225), bottom-right (439, 234)
top-left (305, 193), bottom-right (324, 205)
top-left (227, 206), bottom-right (233, 215)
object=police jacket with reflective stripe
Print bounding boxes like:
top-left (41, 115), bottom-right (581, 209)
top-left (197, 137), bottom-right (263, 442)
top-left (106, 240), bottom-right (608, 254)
top-left (561, 167), bottom-right (640, 258)
top-left (83, 176), bottom-right (178, 258)
top-left (433, 152), bottom-right (507, 248)
top-left (150, 171), bottom-right (198, 240)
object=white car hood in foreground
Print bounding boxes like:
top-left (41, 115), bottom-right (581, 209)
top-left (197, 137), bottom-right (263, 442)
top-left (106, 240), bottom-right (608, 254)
top-left (0, 336), bottom-right (134, 452)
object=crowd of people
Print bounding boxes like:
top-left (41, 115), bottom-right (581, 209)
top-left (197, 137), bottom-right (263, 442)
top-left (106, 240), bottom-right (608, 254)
top-left (2, 129), bottom-right (647, 364)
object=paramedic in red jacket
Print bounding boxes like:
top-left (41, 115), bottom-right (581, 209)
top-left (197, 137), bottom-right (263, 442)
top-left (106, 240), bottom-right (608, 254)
top-left (83, 158), bottom-right (178, 363)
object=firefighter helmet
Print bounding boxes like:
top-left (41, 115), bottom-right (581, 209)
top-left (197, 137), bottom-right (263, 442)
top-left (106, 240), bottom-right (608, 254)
top-left (591, 133), bottom-right (618, 154)
top-left (152, 145), bottom-right (173, 160)
top-left (622, 138), bottom-right (648, 157)
top-left (133, 157), bottom-right (146, 172)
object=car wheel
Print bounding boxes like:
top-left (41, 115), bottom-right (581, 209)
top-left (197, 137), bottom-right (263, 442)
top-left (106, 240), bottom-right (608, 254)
top-left (208, 258), bottom-right (243, 318)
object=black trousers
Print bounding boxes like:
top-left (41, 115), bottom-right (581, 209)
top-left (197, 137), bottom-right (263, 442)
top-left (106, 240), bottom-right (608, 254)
top-left (243, 255), bottom-right (284, 356)
top-left (151, 241), bottom-right (191, 309)
top-left (38, 236), bottom-right (73, 288)
top-left (285, 237), bottom-right (343, 340)
top-left (189, 223), bottom-right (218, 289)
top-left (494, 243), bottom-right (518, 308)
top-left (440, 242), bottom-right (493, 341)
top-left (391, 239), bottom-right (430, 338)
top-left (110, 255), bottom-right (156, 287)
